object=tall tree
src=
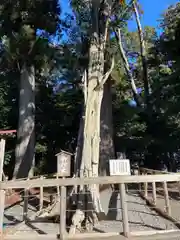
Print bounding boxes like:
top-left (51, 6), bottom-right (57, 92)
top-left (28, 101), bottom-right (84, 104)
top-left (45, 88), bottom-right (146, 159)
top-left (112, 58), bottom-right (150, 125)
top-left (69, 0), bottom-right (118, 232)
top-left (0, 0), bottom-right (61, 178)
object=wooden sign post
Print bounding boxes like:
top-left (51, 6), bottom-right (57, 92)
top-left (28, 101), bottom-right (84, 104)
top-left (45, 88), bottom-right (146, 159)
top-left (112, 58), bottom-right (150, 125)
top-left (109, 159), bottom-right (131, 237)
top-left (56, 150), bottom-right (72, 240)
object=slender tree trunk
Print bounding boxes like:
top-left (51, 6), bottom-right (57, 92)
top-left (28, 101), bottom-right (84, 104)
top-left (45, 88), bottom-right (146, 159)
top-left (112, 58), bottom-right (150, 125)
top-left (13, 64), bottom-right (35, 179)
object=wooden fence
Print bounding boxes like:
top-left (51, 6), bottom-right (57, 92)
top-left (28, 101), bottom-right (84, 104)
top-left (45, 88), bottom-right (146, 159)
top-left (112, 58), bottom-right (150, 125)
top-left (1, 173), bottom-right (180, 239)
top-left (139, 168), bottom-right (171, 205)
top-left (139, 168), bottom-right (180, 225)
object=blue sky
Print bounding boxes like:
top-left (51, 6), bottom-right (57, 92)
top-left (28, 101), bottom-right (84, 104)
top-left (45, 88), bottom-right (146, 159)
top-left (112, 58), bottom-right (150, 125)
top-left (129, 0), bottom-right (179, 31)
top-left (60, 0), bottom-right (179, 31)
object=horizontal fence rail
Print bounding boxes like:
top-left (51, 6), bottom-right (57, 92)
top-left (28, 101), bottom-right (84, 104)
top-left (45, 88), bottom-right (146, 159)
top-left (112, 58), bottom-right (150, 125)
top-left (2, 174), bottom-right (180, 189)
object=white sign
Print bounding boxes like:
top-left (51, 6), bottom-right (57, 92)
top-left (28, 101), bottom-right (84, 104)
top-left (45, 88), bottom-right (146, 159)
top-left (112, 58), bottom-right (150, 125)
top-left (109, 159), bottom-right (131, 176)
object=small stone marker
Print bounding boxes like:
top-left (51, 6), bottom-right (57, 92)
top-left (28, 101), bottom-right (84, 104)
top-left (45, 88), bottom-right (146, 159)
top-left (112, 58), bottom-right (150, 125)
top-left (56, 150), bottom-right (73, 177)
top-left (109, 159), bottom-right (131, 176)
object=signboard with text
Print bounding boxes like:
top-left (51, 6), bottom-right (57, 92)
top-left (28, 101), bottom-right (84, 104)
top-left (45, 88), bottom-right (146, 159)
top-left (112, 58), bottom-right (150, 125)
top-left (56, 151), bottom-right (72, 177)
top-left (109, 159), bottom-right (131, 176)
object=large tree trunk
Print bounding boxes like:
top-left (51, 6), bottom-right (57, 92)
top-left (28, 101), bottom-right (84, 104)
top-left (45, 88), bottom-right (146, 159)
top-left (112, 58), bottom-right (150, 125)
top-left (99, 79), bottom-right (114, 176)
top-left (70, 0), bottom-right (114, 232)
top-left (13, 64), bottom-right (35, 179)
top-left (79, 42), bottom-right (104, 209)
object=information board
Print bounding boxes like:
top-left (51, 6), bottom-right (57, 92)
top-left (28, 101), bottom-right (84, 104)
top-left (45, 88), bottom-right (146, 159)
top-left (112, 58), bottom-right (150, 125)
top-left (109, 159), bottom-right (131, 176)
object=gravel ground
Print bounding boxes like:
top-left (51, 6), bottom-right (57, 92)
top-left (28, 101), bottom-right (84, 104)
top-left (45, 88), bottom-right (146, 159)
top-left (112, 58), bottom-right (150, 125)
top-left (4, 200), bottom-right (37, 226)
top-left (3, 187), bottom-right (178, 236)
top-left (148, 189), bottom-right (180, 224)
top-left (94, 188), bottom-right (177, 233)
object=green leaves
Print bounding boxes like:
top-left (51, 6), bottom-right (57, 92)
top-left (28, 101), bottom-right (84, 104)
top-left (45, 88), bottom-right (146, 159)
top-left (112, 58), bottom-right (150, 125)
top-left (0, 0), bottom-right (61, 70)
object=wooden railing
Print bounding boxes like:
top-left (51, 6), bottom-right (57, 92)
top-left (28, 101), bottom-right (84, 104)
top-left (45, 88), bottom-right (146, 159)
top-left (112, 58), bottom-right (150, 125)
top-left (139, 168), bottom-right (180, 223)
top-left (1, 173), bottom-right (180, 239)
top-left (139, 168), bottom-right (169, 205)
top-left (2, 174), bottom-right (180, 189)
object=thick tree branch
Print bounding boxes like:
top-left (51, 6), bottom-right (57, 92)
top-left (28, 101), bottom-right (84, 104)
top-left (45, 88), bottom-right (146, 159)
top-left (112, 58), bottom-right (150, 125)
top-left (133, 0), bottom-right (150, 105)
top-left (95, 56), bottom-right (114, 90)
top-left (114, 27), bottom-right (141, 106)
top-left (102, 56), bottom-right (114, 84)
top-left (103, 18), bottom-right (110, 50)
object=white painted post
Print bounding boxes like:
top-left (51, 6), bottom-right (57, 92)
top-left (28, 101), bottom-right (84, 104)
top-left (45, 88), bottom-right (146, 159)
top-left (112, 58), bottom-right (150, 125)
top-left (120, 183), bottom-right (129, 237)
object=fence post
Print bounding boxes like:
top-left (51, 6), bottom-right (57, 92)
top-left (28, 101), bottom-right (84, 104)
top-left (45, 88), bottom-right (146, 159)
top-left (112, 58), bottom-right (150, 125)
top-left (0, 190), bottom-right (5, 237)
top-left (23, 189), bottom-right (29, 221)
top-left (138, 168), bottom-right (142, 192)
top-left (144, 172), bottom-right (148, 198)
top-left (23, 178), bottom-right (29, 222)
top-left (56, 173), bottom-right (60, 197)
top-left (0, 139), bottom-right (5, 182)
top-left (0, 139), bottom-right (5, 238)
top-left (40, 176), bottom-right (44, 211)
top-left (152, 182), bottom-right (157, 205)
top-left (178, 182), bottom-right (180, 199)
top-left (58, 186), bottom-right (67, 240)
top-left (120, 183), bottom-right (129, 238)
top-left (163, 181), bottom-right (171, 215)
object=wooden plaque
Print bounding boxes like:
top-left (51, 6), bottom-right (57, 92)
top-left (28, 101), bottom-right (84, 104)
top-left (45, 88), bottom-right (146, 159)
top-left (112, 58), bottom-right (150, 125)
top-left (56, 152), bottom-right (71, 177)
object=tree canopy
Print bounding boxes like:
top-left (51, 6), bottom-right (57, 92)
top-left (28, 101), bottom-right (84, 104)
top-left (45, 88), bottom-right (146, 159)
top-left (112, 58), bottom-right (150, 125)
top-left (0, 0), bottom-right (180, 178)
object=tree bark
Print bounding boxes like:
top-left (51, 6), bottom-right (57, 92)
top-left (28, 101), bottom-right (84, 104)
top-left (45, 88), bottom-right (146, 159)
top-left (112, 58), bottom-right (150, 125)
top-left (99, 79), bottom-right (114, 176)
top-left (79, 42), bottom-right (104, 208)
top-left (13, 64), bottom-right (35, 179)
top-left (70, 0), bottom-right (115, 233)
